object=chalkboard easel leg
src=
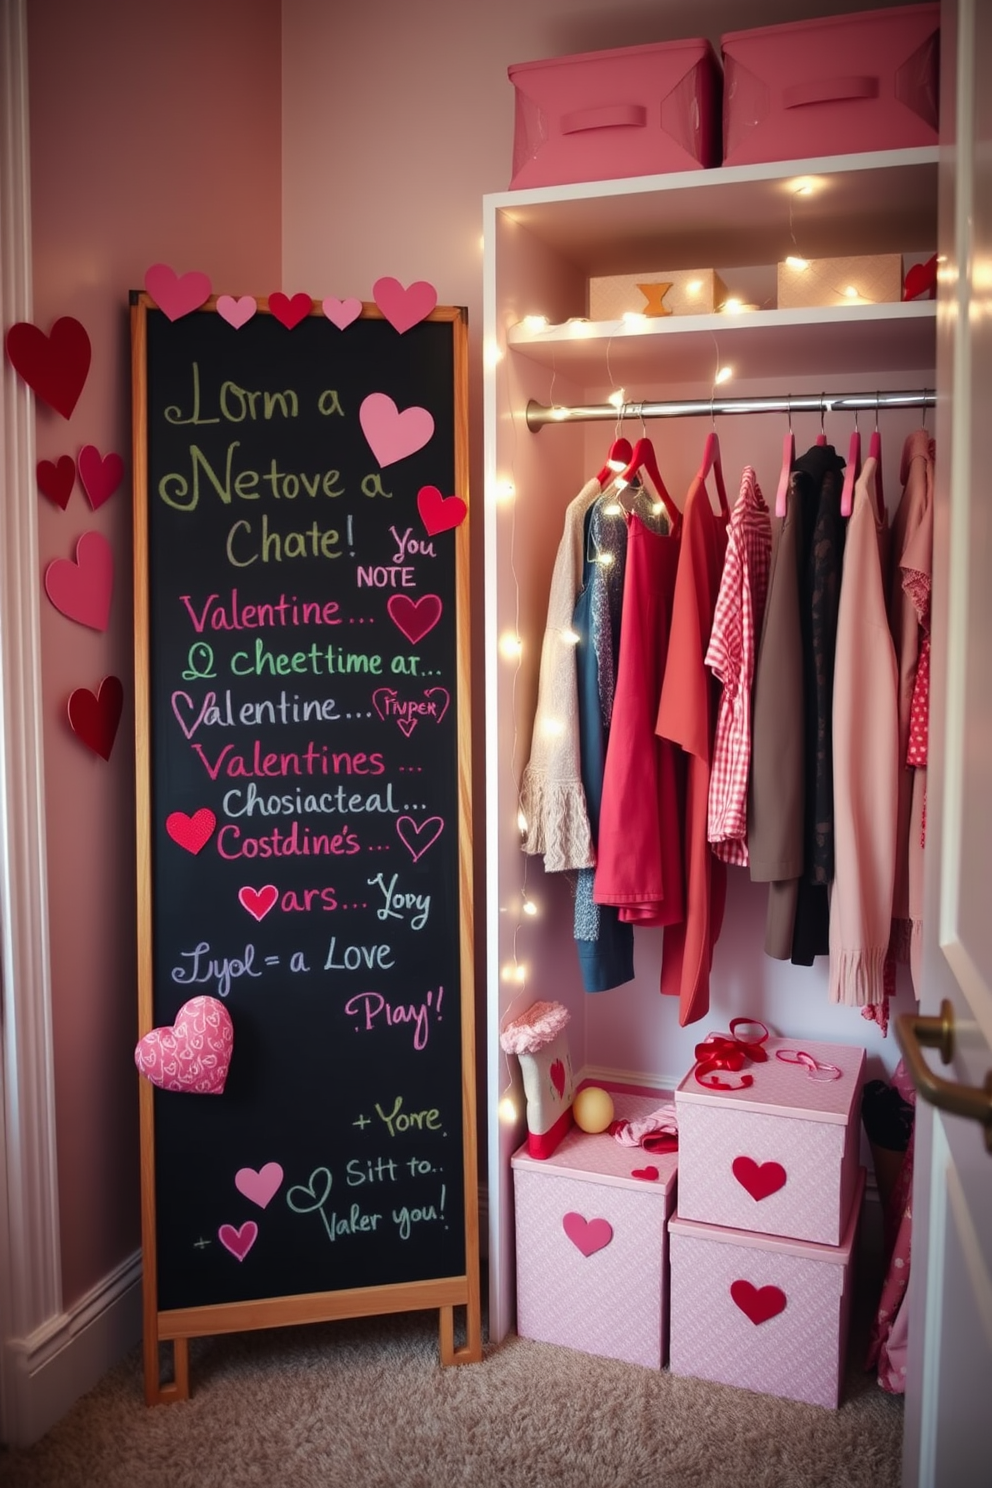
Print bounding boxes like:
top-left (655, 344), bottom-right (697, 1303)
top-left (143, 1331), bottom-right (190, 1405)
top-left (439, 1301), bottom-right (483, 1365)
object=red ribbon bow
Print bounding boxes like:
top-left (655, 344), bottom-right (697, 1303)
top-left (693, 1018), bottom-right (769, 1091)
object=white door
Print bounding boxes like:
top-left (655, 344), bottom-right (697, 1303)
top-left (900, 3), bottom-right (992, 1485)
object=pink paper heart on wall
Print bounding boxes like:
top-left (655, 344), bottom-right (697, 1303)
top-left (417, 484), bottom-right (466, 536)
top-left (269, 291), bottom-right (312, 329)
top-left (77, 444), bottom-right (124, 510)
top-left (732, 1156), bottom-right (787, 1202)
top-left (37, 455), bottom-right (76, 509)
top-left (166, 807), bottom-right (216, 854)
top-left (5, 316), bottom-right (91, 419)
top-left (216, 294), bottom-right (257, 329)
top-left (44, 530), bottom-right (113, 631)
top-left (322, 296), bottom-right (362, 330)
top-left (67, 675), bottom-right (123, 760)
top-left (562, 1212), bottom-right (613, 1257)
top-left (235, 1162), bottom-right (284, 1209)
top-left (730, 1280), bottom-right (787, 1325)
top-left (144, 263), bottom-right (212, 321)
top-left (387, 593), bottom-right (442, 644)
top-left (396, 815), bottom-right (443, 862)
top-left (359, 393), bottom-right (434, 468)
top-left (372, 275), bottom-right (437, 333)
top-left (218, 1221), bottom-right (258, 1261)
top-left (239, 884), bottom-right (278, 922)
top-left (134, 994), bottom-right (233, 1095)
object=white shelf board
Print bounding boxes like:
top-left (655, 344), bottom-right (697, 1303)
top-left (506, 300), bottom-right (937, 385)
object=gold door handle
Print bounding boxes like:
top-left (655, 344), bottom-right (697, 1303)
top-left (895, 1000), bottom-right (992, 1155)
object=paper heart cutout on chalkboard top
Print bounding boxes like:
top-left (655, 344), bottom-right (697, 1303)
top-left (322, 295), bottom-right (362, 330)
top-left (562, 1212), bottom-right (613, 1257)
top-left (144, 263), bottom-right (212, 321)
top-left (359, 393), bottom-right (434, 468)
top-left (417, 485), bottom-right (466, 536)
top-left (37, 455), bottom-right (76, 509)
top-left (67, 675), bottom-right (123, 760)
top-left (372, 275), bottom-right (437, 333)
top-left (216, 294), bottom-right (257, 329)
top-left (235, 1162), bottom-right (284, 1210)
top-left (730, 1280), bottom-right (787, 1326)
top-left (218, 1221), bottom-right (258, 1261)
top-left (77, 444), bottom-right (124, 510)
top-left (396, 815), bottom-right (443, 863)
top-left (269, 291), bottom-right (312, 329)
top-left (166, 807), bottom-right (216, 854)
top-left (5, 317), bottom-right (91, 419)
top-left (134, 994), bottom-right (233, 1096)
top-left (732, 1156), bottom-right (787, 1202)
top-left (386, 593), bottom-right (442, 645)
top-left (239, 884), bottom-right (278, 922)
top-left (44, 531), bottom-right (113, 631)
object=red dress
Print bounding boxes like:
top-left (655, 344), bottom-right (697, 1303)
top-left (594, 512), bottom-right (683, 926)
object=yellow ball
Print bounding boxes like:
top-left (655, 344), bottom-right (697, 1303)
top-left (572, 1086), bottom-right (614, 1134)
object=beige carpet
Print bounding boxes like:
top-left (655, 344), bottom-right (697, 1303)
top-left (0, 1261), bottom-right (903, 1488)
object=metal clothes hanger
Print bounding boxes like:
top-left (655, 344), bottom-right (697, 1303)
top-left (775, 397), bottom-right (795, 518)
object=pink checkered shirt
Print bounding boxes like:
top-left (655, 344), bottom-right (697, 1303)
top-left (704, 467), bottom-right (771, 865)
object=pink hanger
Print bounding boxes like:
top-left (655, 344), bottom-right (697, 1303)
top-left (840, 411), bottom-right (861, 518)
top-left (868, 399), bottom-right (884, 514)
top-left (698, 423), bottom-right (731, 519)
top-left (597, 435), bottom-right (633, 488)
top-left (815, 396), bottom-right (827, 446)
top-left (774, 401), bottom-right (795, 519)
top-left (616, 435), bottom-right (681, 529)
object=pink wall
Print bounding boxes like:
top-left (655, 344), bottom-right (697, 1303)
top-left (28, 0), bottom-right (282, 1306)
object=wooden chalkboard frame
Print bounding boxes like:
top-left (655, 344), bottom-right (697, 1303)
top-left (131, 293), bottom-right (480, 1403)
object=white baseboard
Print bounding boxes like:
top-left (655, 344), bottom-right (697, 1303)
top-left (2, 1249), bottom-right (142, 1448)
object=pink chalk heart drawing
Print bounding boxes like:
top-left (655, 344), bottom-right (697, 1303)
top-left (134, 994), bottom-right (234, 1096)
top-left (372, 275), bottom-right (437, 333)
top-left (562, 1212), bottom-right (613, 1257)
top-left (269, 291), bottom-right (312, 329)
top-left (218, 1221), bottom-right (258, 1262)
top-left (396, 815), bottom-right (443, 863)
top-left (166, 807), bottom-right (216, 854)
top-left (631, 1166), bottom-right (660, 1182)
top-left (144, 263), bottom-right (212, 321)
top-left (730, 1280), bottom-right (787, 1326)
top-left (359, 392), bottom-right (434, 468)
top-left (322, 296), bottom-right (363, 330)
top-left (732, 1156), bottom-right (787, 1202)
top-left (67, 675), bottom-right (123, 760)
top-left (239, 884), bottom-right (278, 922)
top-left (235, 1162), bottom-right (284, 1210)
top-left (216, 294), bottom-right (257, 329)
top-left (77, 444), bottom-right (124, 510)
top-left (44, 530), bottom-right (113, 631)
top-left (37, 455), bottom-right (76, 509)
top-left (550, 1057), bottom-right (566, 1098)
top-left (417, 484), bottom-right (467, 536)
top-left (5, 316), bottom-right (91, 419)
top-left (386, 593), bottom-right (442, 645)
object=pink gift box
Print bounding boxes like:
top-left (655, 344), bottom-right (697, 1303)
top-left (511, 1091), bottom-right (678, 1368)
top-left (722, 4), bottom-right (940, 167)
top-left (668, 1169), bottom-right (865, 1409)
top-left (508, 39), bottom-right (721, 190)
top-left (674, 1035), bottom-right (865, 1245)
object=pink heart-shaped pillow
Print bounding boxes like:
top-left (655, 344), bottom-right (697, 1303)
top-left (134, 995), bottom-right (233, 1095)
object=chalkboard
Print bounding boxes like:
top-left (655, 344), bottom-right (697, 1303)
top-left (131, 293), bottom-right (479, 1403)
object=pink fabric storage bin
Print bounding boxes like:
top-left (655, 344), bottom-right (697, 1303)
top-left (508, 39), bottom-right (721, 190)
top-left (511, 1091), bottom-right (678, 1368)
top-left (674, 1035), bottom-right (865, 1246)
top-left (722, 5), bottom-right (940, 167)
top-left (668, 1169), bottom-right (865, 1409)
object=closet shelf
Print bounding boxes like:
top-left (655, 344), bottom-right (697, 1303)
top-left (506, 301), bottom-right (936, 384)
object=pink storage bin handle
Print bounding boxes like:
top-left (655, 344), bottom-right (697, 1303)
top-left (561, 103), bottom-right (647, 134)
top-left (783, 75), bottom-right (879, 110)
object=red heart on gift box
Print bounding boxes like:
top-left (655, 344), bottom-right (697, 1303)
top-left (631, 1166), bottom-right (660, 1181)
top-left (6, 316), bottom-right (91, 419)
top-left (269, 291), bottom-right (312, 329)
top-left (730, 1279), bottom-right (786, 1325)
top-left (562, 1212), bottom-right (613, 1257)
top-left (37, 455), bottom-right (76, 509)
top-left (732, 1155), bottom-right (787, 1201)
top-left (67, 675), bottom-right (123, 760)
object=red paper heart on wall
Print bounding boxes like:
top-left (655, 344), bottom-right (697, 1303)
top-left (78, 444), bottom-right (124, 510)
top-left (5, 316), bottom-right (91, 419)
top-left (37, 455), bottom-right (76, 509)
top-left (730, 1280), bottom-right (787, 1325)
top-left (732, 1156), bottom-right (787, 1201)
top-left (269, 292), bottom-right (312, 329)
top-left (67, 675), bottom-right (123, 760)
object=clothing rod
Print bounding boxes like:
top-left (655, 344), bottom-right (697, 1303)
top-left (524, 388), bottom-right (935, 432)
